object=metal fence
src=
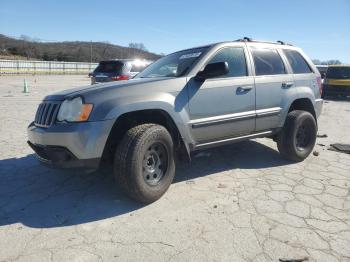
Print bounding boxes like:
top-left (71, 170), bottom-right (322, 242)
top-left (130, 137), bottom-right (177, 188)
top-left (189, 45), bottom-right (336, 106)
top-left (0, 60), bottom-right (98, 75)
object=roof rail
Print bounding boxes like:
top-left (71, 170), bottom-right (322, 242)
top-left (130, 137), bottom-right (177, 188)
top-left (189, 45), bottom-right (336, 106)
top-left (235, 37), bottom-right (293, 46)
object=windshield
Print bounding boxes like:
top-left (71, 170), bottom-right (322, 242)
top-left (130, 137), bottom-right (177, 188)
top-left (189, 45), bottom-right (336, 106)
top-left (135, 47), bottom-right (209, 78)
top-left (326, 66), bottom-right (350, 79)
top-left (94, 61), bottom-right (123, 74)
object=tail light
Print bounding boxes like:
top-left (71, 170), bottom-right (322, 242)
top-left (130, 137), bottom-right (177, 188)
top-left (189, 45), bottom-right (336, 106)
top-left (316, 76), bottom-right (323, 97)
top-left (111, 75), bottom-right (130, 81)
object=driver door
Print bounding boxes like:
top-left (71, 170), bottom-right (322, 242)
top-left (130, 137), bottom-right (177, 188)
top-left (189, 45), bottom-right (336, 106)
top-left (187, 46), bottom-right (255, 143)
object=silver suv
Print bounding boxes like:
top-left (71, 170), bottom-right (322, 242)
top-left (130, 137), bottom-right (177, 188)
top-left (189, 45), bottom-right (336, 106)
top-left (27, 38), bottom-right (323, 203)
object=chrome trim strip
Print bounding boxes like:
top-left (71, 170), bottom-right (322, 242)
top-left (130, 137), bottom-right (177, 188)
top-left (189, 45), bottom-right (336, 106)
top-left (256, 107), bottom-right (282, 118)
top-left (190, 107), bottom-right (282, 128)
top-left (191, 111), bottom-right (256, 128)
top-left (190, 110), bottom-right (256, 125)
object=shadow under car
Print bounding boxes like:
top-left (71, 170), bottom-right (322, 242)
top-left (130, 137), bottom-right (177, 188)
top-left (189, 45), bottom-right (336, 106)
top-left (0, 140), bottom-right (292, 228)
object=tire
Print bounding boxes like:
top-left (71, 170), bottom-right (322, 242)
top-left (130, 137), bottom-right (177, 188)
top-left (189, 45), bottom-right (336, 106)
top-left (277, 110), bottom-right (317, 162)
top-left (114, 124), bottom-right (175, 203)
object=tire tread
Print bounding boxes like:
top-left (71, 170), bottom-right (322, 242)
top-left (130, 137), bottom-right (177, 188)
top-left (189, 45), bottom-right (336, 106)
top-left (114, 123), bottom-right (174, 203)
top-left (277, 110), bottom-right (316, 162)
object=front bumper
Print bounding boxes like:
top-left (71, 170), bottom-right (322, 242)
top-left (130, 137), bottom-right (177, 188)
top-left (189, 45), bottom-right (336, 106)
top-left (27, 119), bottom-right (115, 170)
top-left (27, 141), bottom-right (100, 169)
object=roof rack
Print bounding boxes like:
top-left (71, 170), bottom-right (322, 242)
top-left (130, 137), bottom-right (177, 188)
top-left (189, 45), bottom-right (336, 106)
top-left (236, 37), bottom-right (293, 46)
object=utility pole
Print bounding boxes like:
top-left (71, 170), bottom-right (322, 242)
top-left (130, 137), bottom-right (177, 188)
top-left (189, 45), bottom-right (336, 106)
top-left (90, 40), bottom-right (92, 63)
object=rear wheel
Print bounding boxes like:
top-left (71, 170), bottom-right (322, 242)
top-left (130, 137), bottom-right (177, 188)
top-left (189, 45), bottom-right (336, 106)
top-left (114, 124), bottom-right (175, 203)
top-left (277, 110), bottom-right (317, 162)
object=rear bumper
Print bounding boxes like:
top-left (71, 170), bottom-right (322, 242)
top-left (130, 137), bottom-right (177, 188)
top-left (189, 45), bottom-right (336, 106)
top-left (27, 119), bottom-right (115, 170)
top-left (315, 98), bottom-right (323, 119)
top-left (91, 76), bottom-right (112, 85)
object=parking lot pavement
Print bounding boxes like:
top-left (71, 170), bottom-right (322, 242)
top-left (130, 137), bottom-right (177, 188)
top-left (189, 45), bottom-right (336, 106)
top-left (0, 75), bottom-right (350, 262)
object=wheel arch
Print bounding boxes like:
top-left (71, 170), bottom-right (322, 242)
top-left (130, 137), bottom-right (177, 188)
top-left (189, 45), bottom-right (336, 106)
top-left (101, 109), bottom-right (191, 164)
top-left (287, 98), bottom-right (317, 121)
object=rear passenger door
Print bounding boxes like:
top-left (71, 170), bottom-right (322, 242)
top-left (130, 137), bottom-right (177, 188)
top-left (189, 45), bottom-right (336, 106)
top-left (249, 46), bottom-right (295, 131)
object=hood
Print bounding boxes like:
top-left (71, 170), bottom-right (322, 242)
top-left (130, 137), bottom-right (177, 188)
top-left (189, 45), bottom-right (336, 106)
top-left (43, 77), bottom-right (174, 101)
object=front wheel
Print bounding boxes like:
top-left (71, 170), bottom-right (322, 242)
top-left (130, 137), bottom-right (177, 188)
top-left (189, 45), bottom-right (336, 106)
top-left (277, 110), bottom-right (317, 162)
top-left (114, 124), bottom-right (175, 203)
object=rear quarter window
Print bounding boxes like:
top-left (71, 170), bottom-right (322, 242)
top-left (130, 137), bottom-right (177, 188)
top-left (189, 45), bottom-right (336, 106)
top-left (283, 50), bottom-right (313, 74)
top-left (252, 48), bottom-right (286, 76)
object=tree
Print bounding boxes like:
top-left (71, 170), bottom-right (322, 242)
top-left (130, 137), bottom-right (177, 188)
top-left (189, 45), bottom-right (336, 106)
top-left (0, 33), bottom-right (161, 61)
top-left (312, 59), bottom-right (342, 65)
top-left (42, 52), bottom-right (50, 61)
top-left (128, 42), bottom-right (147, 51)
top-left (326, 60), bottom-right (341, 65)
top-left (8, 47), bottom-right (20, 55)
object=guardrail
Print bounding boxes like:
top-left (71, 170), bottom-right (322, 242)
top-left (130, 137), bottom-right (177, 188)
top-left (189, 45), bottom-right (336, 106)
top-left (0, 59), bottom-right (98, 75)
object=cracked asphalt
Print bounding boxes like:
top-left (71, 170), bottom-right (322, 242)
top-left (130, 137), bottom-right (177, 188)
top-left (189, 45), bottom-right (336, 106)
top-left (0, 75), bottom-right (350, 262)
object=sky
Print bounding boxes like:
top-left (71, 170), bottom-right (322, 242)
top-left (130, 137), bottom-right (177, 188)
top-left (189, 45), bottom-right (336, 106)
top-left (1, 0), bottom-right (350, 62)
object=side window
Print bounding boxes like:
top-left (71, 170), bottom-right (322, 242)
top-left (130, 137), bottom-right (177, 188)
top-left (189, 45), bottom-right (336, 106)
top-left (252, 48), bottom-right (286, 76)
top-left (283, 50), bottom-right (313, 74)
top-left (208, 47), bottom-right (247, 77)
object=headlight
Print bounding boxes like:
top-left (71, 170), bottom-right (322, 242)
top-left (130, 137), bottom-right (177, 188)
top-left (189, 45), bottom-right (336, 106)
top-left (57, 97), bottom-right (93, 122)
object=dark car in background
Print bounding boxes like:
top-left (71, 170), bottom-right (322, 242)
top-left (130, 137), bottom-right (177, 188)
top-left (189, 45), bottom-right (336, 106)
top-left (90, 59), bottom-right (152, 84)
top-left (323, 65), bottom-right (350, 97)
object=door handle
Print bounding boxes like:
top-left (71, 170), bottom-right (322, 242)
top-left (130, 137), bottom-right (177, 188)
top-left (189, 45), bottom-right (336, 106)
top-left (237, 86), bottom-right (253, 93)
top-left (282, 82), bottom-right (293, 88)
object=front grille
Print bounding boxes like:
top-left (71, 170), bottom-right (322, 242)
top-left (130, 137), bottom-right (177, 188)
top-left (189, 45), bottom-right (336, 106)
top-left (34, 102), bottom-right (60, 128)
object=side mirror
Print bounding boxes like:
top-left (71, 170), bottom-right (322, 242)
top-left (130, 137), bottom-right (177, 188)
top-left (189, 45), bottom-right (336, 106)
top-left (321, 72), bottom-right (326, 79)
top-left (195, 62), bottom-right (229, 81)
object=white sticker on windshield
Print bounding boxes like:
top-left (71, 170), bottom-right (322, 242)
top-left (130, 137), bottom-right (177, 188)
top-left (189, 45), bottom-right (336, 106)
top-left (179, 52), bottom-right (202, 59)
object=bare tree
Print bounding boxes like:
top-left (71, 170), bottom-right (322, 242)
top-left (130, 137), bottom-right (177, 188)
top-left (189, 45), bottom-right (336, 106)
top-left (128, 42), bottom-right (148, 51)
top-left (0, 34), bottom-right (160, 62)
